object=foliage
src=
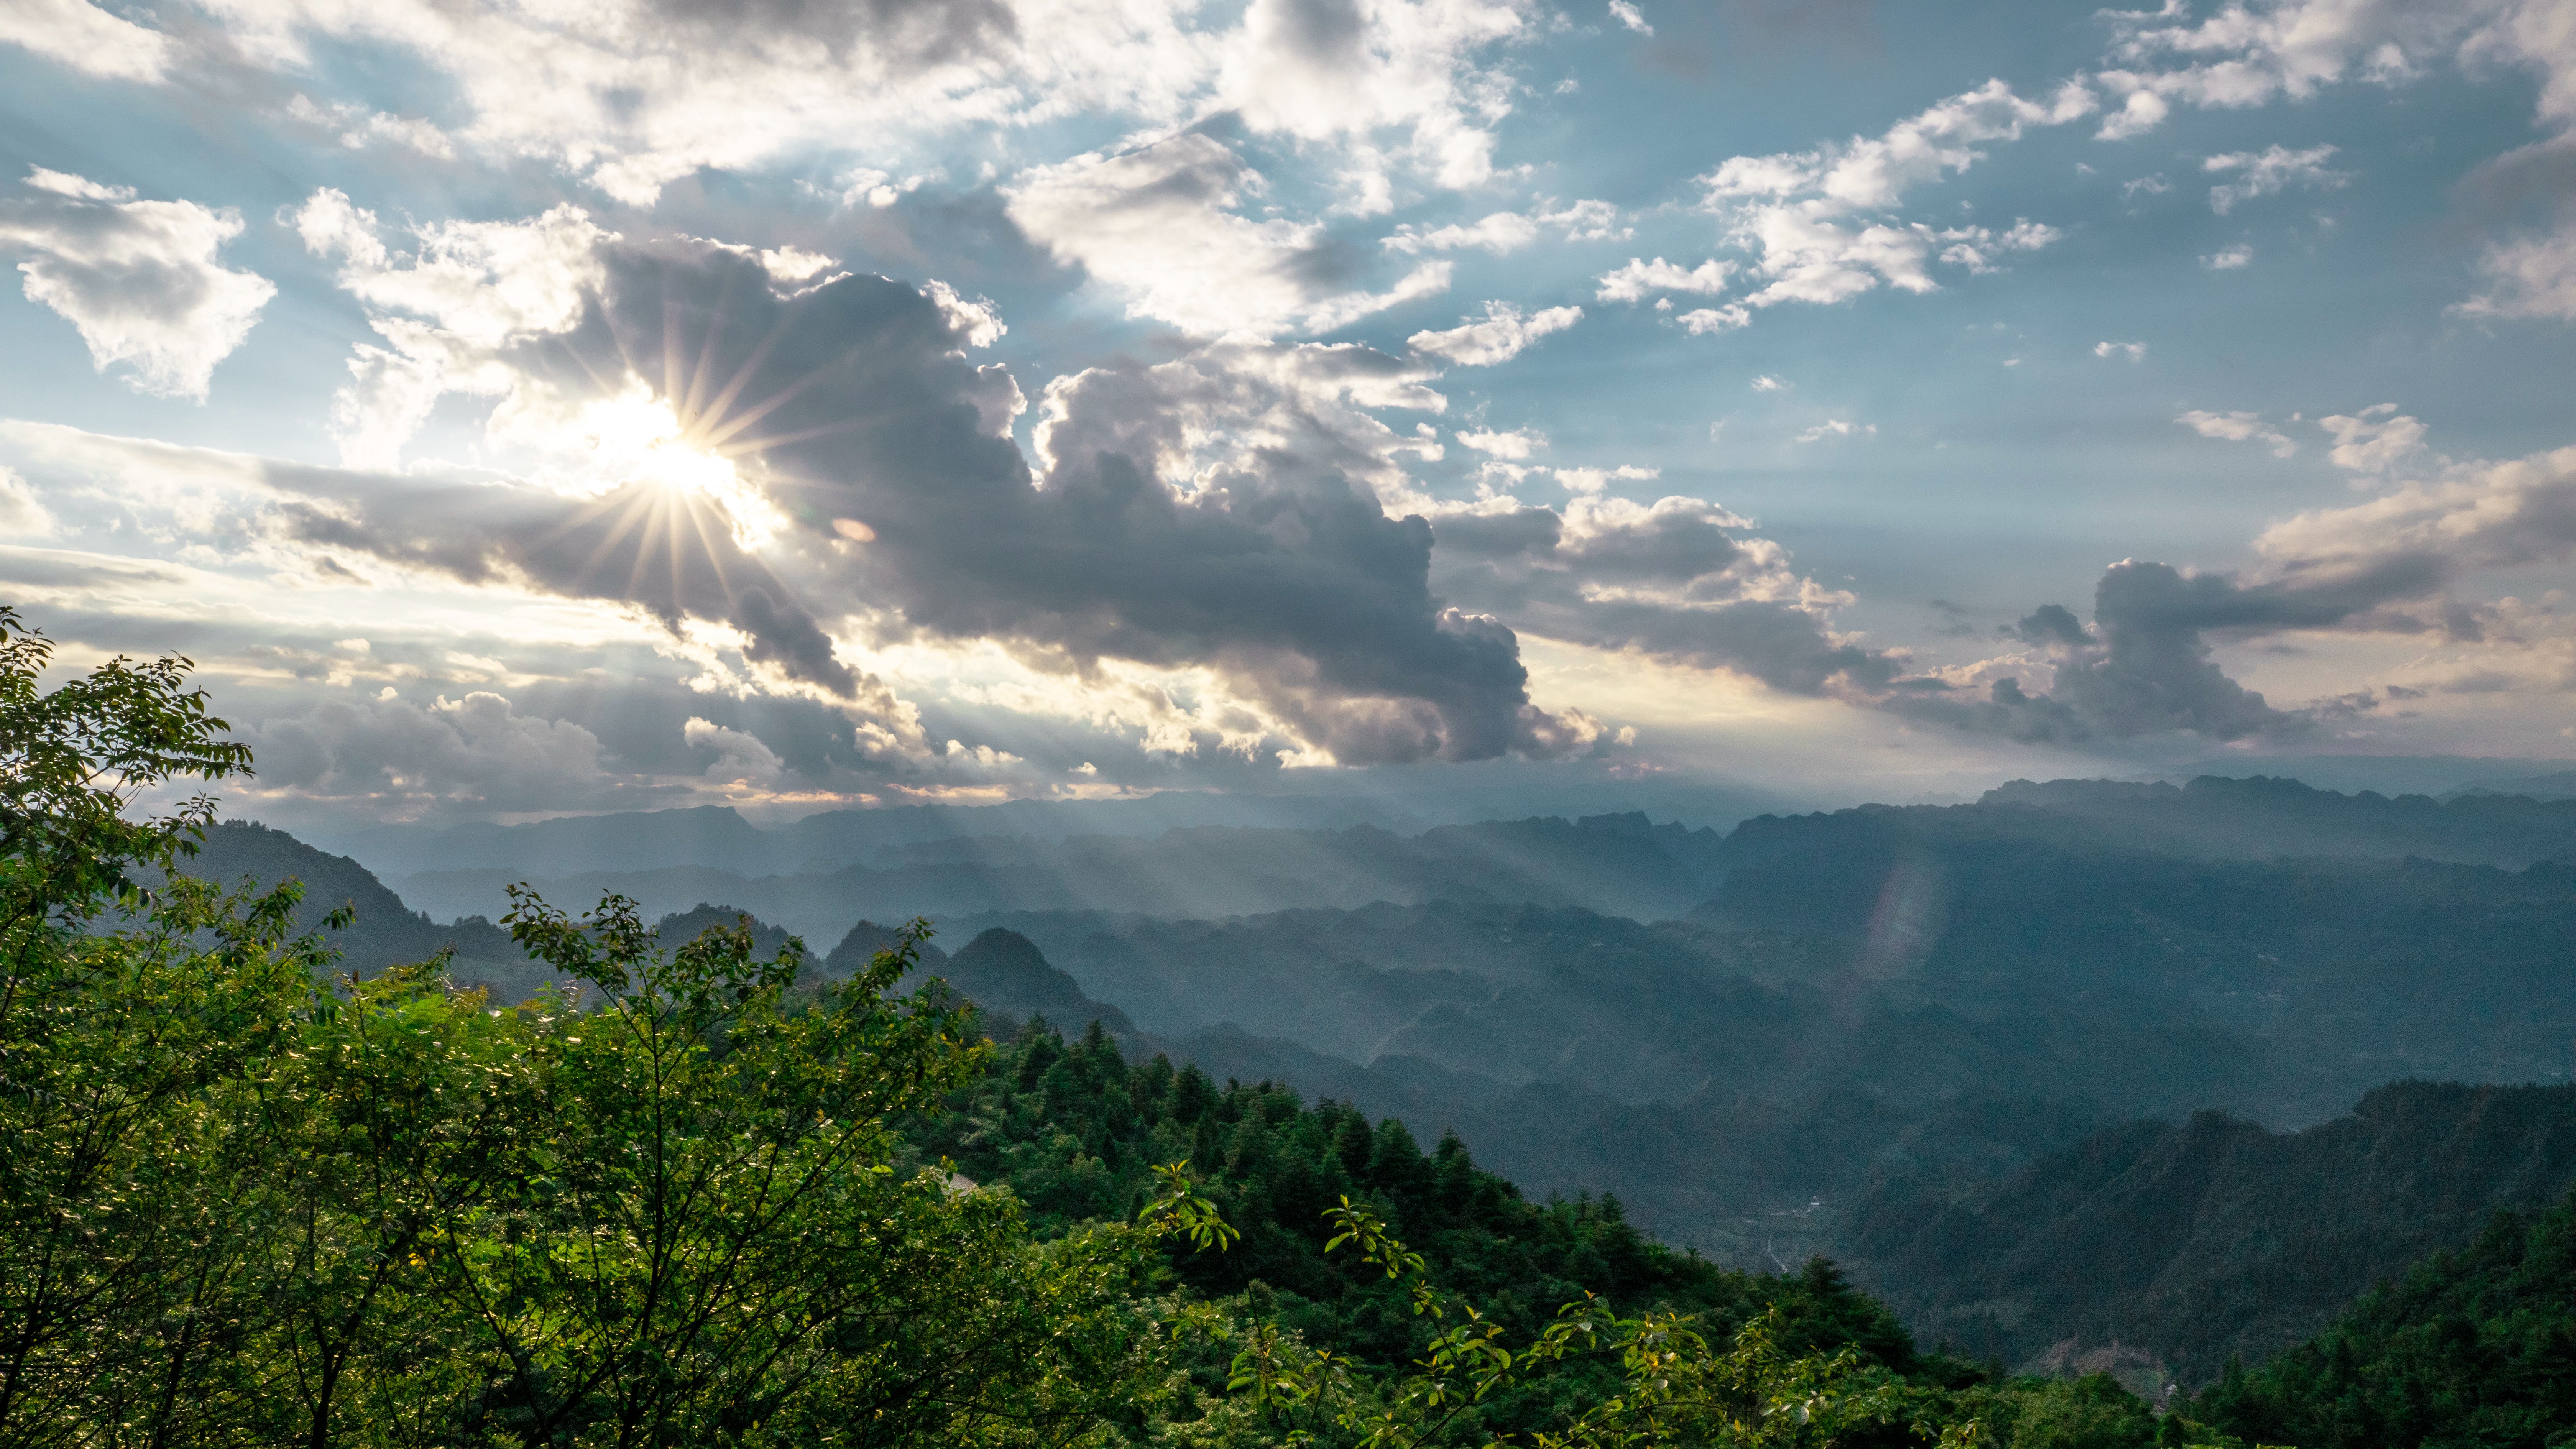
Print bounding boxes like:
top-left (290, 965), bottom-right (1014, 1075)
top-left (2194, 1189), bottom-right (2576, 1449)
top-left (0, 613), bottom-right (1221, 1447)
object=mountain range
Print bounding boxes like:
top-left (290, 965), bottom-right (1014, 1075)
top-left (173, 772), bottom-right (2576, 1383)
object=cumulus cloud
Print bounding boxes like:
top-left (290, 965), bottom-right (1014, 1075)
top-left (85, 0), bottom-right (1528, 209)
top-left (1431, 492), bottom-right (1908, 695)
top-left (685, 715), bottom-right (789, 785)
top-left (2095, 340), bottom-right (2147, 360)
top-left (2179, 408), bottom-right (2297, 457)
top-left (1007, 134), bottom-right (1452, 337)
top-left (1594, 256), bottom-right (1732, 302)
top-left (0, 169), bottom-right (275, 401)
top-left (1548, 463), bottom-right (1658, 494)
top-left (1750, 374), bottom-right (1787, 391)
top-left (1408, 301), bottom-right (1583, 366)
top-left (2204, 143), bottom-right (2346, 213)
top-left (238, 691), bottom-right (619, 815)
top-left (2319, 403), bottom-right (2428, 473)
top-left (291, 189), bottom-right (611, 464)
top-left (0, 465), bottom-right (53, 537)
top-left (1795, 419), bottom-right (1874, 443)
top-left (1380, 199), bottom-right (1628, 255)
top-left (275, 222), bottom-right (1594, 766)
top-left (284, 94), bottom-right (457, 158)
top-left (2458, 227), bottom-right (2576, 320)
top-left (1695, 80), bottom-right (2086, 317)
top-left (2095, 0), bottom-right (2576, 142)
top-left (0, 0), bottom-right (169, 82)
top-left (2202, 242), bottom-right (2256, 269)
top-left (1921, 412), bottom-right (2576, 743)
top-left (1456, 427), bottom-right (1546, 458)
top-left (1607, 1), bottom-right (1652, 35)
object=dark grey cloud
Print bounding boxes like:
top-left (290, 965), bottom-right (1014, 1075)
top-left (265, 467), bottom-right (860, 697)
top-left (437, 236), bottom-right (1585, 764)
top-left (1431, 497), bottom-right (1909, 695)
top-left (1922, 552), bottom-right (2463, 744)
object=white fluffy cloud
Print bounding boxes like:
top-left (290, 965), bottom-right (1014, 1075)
top-left (2097, 0), bottom-right (2576, 140)
top-left (1456, 426), bottom-right (1546, 458)
top-left (0, 169), bottom-right (275, 401)
top-left (98, 0), bottom-right (1532, 209)
top-left (2255, 442), bottom-right (2576, 577)
top-left (2204, 143), bottom-right (2346, 213)
top-left (2178, 408), bottom-right (2298, 457)
top-left (2459, 228), bottom-right (2576, 320)
top-left (1007, 135), bottom-right (1452, 337)
top-left (2203, 242), bottom-right (2256, 269)
top-left (1380, 200), bottom-right (1627, 255)
top-left (291, 188), bottom-right (614, 465)
top-left (0, 0), bottom-right (170, 81)
top-left (2320, 403), bottom-right (2429, 473)
top-left (1695, 80), bottom-right (2086, 316)
top-left (2095, 340), bottom-right (2147, 360)
top-left (0, 465), bottom-right (53, 537)
top-left (1594, 256), bottom-right (1732, 302)
top-left (1408, 301), bottom-right (1582, 366)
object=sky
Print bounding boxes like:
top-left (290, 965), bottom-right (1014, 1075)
top-left (2, 0), bottom-right (2574, 830)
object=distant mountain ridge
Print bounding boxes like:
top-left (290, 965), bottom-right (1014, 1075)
top-left (1844, 1082), bottom-right (2576, 1385)
top-left (319, 781), bottom-right (1793, 879)
top-left (385, 814), bottom-right (1730, 944)
top-left (1715, 774), bottom-right (2576, 877)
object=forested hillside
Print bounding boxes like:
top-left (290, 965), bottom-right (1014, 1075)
top-left (1843, 1082), bottom-right (2576, 1382)
top-left (2195, 1188), bottom-right (2576, 1448)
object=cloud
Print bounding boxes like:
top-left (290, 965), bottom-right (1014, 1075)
top-left (1923, 413), bottom-right (2576, 743)
top-left (2318, 403), bottom-right (2428, 473)
top-left (1594, 256), bottom-right (1732, 302)
top-left (1608, 1), bottom-right (1653, 35)
top-left (1549, 463), bottom-right (1658, 494)
top-left (1384, 210), bottom-right (1540, 254)
top-left (0, 465), bottom-right (53, 537)
top-left (285, 222), bottom-right (1592, 766)
top-left (2458, 226), bottom-right (2576, 320)
top-left (685, 715), bottom-right (789, 785)
top-left (1432, 492), bottom-right (1907, 695)
top-left (2096, 1), bottom-right (2576, 141)
top-left (1456, 427), bottom-right (1546, 459)
top-left (1749, 374), bottom-right (1787, 391)
top-left (2095, 340), bottom-right (2147, 360)
top-left (1007, 134), bottom-right (1452, 337)
top-left (0, 169), bottom-right (275, 401)
top-left (2202, 242), bottom-right (2256, 269)
top-left (1408, 301), bottom-right (1583, 366)
top-left (2203, 143), bottom-right (2346, 214)
top-left (1694, 80), bottom-right (2087, 317)
top-left (1676, 305), bottom-right (1751, 334)
top-left (2255, 442), bottom-right (2576, 579)
top-left (1380, 199), bottom-right (1629, 255)
top-left (101, 0), bottom-right (1530, 208)
top-left (1795, 419), bottom-right (1874, 443)
top-left (238, 691), bottom-right (620, 816)
top-left (0, 0), bottom-right (169, 82)
top-left (284, 94), bottom-right (457, 158)
top-left (2178, 408), bottom-right (2297, 457)
top-left (291, 189), bottom-right (612, 464)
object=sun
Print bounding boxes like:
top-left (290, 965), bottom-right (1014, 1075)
top-left (564, 382), bottom-right (781, 547)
